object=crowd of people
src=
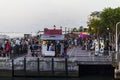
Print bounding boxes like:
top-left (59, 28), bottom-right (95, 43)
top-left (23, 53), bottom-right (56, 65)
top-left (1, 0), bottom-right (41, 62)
top-left (0, 35), bottom-right (92, 58)
top-left (0, 38), bottom-right (29, 58)
top-left (0, 36), bottom-right (41, 58)
top-left (0, 34), bottom-right (115, 58)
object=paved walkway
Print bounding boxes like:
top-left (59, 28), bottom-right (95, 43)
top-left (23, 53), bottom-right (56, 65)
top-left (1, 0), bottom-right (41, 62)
top-left (67, 46), bottom-right (92, 57)
top-left (67, 46), bottom-right (112, 63)
top-left (0, 46), bottom-right (112, 62)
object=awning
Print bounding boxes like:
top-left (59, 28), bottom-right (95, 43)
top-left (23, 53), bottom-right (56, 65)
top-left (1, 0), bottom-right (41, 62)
top-left (78, 33), bottom-right (89, 38)
top-left (41, 34), bottom-right (64, 40)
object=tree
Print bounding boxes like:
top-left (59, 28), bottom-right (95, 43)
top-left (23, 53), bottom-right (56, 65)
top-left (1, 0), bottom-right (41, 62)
top-left (72, 27), bottom-right (78, 32)
top-left (100, 7), bottom-right (120, 42)
top-left (88, 7), bottom-right (120, 42)
top-left (79, 26), bottom-right (83, 32)
top-left (89, 19), bottom-right (101, 39)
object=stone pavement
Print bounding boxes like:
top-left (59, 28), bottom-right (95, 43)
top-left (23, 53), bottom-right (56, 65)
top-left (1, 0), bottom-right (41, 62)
top-left (67, 46), bottom-right (112, 63)
top-left (67, 46), bottom-right (92, 57)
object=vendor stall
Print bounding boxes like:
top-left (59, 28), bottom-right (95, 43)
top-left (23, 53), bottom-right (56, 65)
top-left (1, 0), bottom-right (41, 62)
top-left (41, 28), bottom-right (64, 57)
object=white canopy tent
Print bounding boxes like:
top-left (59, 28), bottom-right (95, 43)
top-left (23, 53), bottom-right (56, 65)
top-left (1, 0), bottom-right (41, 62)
top-left (41, 34), bottom-right (65, 40)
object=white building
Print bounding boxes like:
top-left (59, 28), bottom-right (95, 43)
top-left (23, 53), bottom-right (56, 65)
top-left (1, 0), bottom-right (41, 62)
top-left (88, 11), bottom-right (102, 24)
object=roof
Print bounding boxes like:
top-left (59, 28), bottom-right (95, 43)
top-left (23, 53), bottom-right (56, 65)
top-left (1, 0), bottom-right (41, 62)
top-left (41, 34), bottom-right (64, 40)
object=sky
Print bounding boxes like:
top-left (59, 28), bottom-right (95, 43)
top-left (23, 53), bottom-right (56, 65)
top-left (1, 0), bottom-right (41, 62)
top-left (0, 0), bottom-right (120, 33)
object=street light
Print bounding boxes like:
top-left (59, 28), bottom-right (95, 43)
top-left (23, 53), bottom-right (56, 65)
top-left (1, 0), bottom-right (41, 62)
top-left (107, 28), bottom-right (110, 41)
top-left (65, 27), bottom-right (67, 34)
top-left (68, 28), bottom-right (70, 33)
top-left (116, 22), bottom-right (120, 59)
top-left (107, 27), bottom-right (110, 56)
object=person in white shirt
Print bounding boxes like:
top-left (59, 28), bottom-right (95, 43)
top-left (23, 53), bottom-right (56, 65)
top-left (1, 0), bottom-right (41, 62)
top-left (15, 38), bottom-right (21, 45)
top-left (74, 38), bottom-right (78, 47)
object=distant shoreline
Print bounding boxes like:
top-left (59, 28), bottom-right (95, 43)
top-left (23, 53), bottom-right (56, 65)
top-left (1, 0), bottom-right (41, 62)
top-left (0, 32), bottom-right (38, 38)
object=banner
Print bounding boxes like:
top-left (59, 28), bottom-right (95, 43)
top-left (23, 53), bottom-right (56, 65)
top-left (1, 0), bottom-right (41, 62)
top-left (44, 28), bottom-right (62, 35)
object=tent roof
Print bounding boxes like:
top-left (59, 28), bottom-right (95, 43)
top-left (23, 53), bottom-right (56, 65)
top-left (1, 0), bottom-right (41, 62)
top-left (41, 34), bottom-right (64, 40)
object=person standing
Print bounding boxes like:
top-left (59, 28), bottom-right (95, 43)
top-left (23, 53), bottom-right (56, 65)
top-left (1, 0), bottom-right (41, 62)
top-left (5, 41), bottom-right (11, 58)
top-left (64, 39), bottom-right (68, 57)
top-left (74, 38), bottom-right (78, 47)
top-left (60, 41), bottom-right (64, 56)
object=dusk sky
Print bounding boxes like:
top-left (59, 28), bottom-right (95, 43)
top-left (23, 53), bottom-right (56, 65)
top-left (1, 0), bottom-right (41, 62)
top-left (0, 0), bottom-right (120, 33)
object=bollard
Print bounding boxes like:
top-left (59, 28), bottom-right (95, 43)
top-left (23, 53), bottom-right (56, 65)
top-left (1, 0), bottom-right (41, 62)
top-left (24, 57), bottom-right (26, 76)
top-left (65, 58), bottom-right (68, 77)
top-left (51, 57), bottom-right (54, 76)
top-left (12, 59), bottom-right (14, 77)
top-left (37, 58), bottom-right (40, 73)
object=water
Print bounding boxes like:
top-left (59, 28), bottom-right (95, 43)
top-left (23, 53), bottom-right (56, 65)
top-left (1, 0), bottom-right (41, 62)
top-left (0, 76), bottom-right (114, 80)
top-left (0, 32), bottom-right (37, 38)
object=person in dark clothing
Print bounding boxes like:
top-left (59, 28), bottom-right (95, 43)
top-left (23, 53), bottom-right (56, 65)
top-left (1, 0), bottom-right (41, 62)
top-left (64, 40), bottom-right (68, 57)
top-left (30, 44), bottom-right (33, 52)
top-left (0, 46), bottom-right (4, 57)
top-left (47, 41), bottom-right (51, 51)
top-left (23, 43), bottom-right (28, 53)
top-left (56, 43), bottom-right (61, 56)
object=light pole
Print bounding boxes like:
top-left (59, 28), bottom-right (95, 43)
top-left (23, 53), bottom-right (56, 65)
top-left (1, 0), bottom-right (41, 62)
top-left (65, 27), bottom-right (67, 34)
top-left (116, 22), bottom-right (120, 60)
top-left (107, 28), bottom-right (110, 56)
top-left (107, 28), bottom-right (110, 41)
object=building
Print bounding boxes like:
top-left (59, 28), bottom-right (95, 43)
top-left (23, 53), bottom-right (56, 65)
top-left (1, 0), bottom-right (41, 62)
top-left (87, 11), bottom-right (102, 25)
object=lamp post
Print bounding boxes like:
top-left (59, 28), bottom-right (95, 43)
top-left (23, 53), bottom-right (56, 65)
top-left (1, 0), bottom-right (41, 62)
top-left (116, 22), bottom-right (120, 60)
top-left (107, 28), bottom-right (110, 56)
top-left (107, 28), bottom-right (110, 41)
top-left (65, 27), bottom-right (67, 34)
top-left (60, 26), bottom-right (62, 34)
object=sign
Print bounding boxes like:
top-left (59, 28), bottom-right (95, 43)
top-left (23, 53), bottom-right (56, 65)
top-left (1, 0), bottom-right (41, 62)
top-left (44, 28), bottom-right (62, 35)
